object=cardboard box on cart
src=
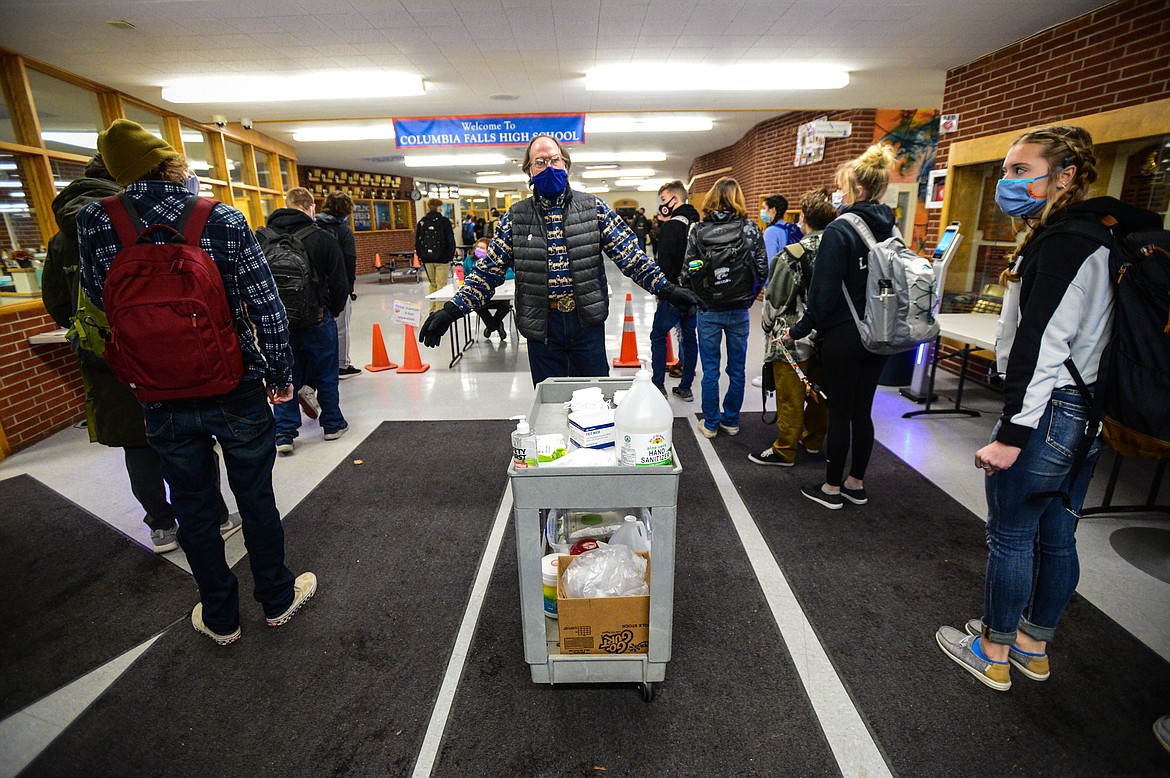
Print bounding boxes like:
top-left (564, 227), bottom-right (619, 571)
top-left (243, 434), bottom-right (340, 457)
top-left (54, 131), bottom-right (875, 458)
top-left (556, 552), bottom-right (651, 655)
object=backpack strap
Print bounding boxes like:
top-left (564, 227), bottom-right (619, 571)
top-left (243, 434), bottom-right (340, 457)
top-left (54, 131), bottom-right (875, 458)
top-left (837, 212), bottom-right (877, 250)
top-left (291, 224), bottom-right (318, 242)
top-left (177, 197), bottom-right (216, 246)
top-left (100, 194), bottom-right (144, 248)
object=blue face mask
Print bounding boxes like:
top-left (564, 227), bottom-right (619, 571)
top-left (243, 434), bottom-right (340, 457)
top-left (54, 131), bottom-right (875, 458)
top-left (759, 208), bottom-right (770, 223)
top-left (995, 173), bottom-right (1051, 217)
top-left (530, 166), bottom-right (568, 198)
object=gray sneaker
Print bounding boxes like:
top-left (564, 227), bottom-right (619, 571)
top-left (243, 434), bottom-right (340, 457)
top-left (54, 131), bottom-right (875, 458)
top-left (1155, 715), bottom-right (1170, 755)
top-left (324, 424), bottom-right (349, 441)
top-left (964, 619), bottom-right (1050, 680)
top-left (150, 525), bottom-right (179, 553)
top-left (297, 386), bottom-right (320, 419)
top-left (936, 625), bottom-right (1011, 691)
top-left (219, 514), bottom-right (243, 541)
top-left (267, 572), bottom-right (318, 627)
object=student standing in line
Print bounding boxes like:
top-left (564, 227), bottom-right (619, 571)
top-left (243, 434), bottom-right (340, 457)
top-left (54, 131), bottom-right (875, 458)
top-left (684, 177), bottom-right (768, 438)
top-left (78, 119), bottom-right (314, 644)
top-left (417, 198), bottom-right (457, 314)
top-left (761, 193), bottom-right (805, 263)
top-left (935, 126), bottom-right (1159, 690)
top-left (782, 144), bottom-right (897, 509)
top-left (751, 189), bottom-right (836, 467)
top-left (650, 180), bottom-right (702, 400)
top-left (315, 191), bottom-right (361, 380)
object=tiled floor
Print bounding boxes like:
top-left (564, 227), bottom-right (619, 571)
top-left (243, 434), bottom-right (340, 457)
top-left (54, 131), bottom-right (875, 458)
top-left (1, 269), bottom-right (1167, 776)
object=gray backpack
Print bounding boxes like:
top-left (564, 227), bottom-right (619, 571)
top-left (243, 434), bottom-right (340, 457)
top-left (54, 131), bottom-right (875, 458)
top-left (837, 212), bottom-right (939, 355)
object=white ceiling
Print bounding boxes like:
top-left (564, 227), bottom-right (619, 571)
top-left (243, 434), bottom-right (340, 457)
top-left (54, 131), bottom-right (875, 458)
top-left (1, 0), bottom-right (1105, 191)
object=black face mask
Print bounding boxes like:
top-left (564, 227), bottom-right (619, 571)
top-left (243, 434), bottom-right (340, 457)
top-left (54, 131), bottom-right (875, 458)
top-left (658, 196), bottom-right (679, 219)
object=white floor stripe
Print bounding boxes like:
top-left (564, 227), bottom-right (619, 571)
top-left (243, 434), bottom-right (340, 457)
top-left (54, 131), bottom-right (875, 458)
top-left (689, 417), bottom-right (894, 778)
top-left (412, 489), bottom-right (514, 778)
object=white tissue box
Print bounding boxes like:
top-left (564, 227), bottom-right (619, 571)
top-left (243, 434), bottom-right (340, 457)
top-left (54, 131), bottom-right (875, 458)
top-left (568, 409), bottom-right (615, 450)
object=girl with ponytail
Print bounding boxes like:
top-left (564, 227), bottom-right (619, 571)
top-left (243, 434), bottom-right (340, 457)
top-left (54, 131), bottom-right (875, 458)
top-left (936, 125), bottom-right (1161, 691)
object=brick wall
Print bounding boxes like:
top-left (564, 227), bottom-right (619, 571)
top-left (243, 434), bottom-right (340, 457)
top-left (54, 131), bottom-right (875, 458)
top-left (689, 109), bottom-right (878, 208)
top-left (0, 306), bottom-right (83, 452)
top-left (927, 0), bottom-right (1170, 243)
top-left (354, 230), bottom-right (416, 277)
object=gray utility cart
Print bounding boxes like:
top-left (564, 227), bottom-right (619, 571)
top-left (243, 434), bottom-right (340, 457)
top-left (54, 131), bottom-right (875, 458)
top-left (509, 377), bottom-right (680, 702)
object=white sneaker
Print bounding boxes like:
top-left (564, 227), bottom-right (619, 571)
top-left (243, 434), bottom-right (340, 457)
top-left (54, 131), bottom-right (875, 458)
top-left (751, 375), bottom-right (763, 388)
top-left (267, 572), bottom-right (318, 627)
top-left (298, 386), bottom-right (320, 419)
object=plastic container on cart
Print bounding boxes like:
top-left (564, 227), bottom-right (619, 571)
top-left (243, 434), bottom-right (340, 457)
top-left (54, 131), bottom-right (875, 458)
top-left (545, 507), bottom-right (652, 554)
top-left (509, 377), bottom-right (680, 702)
top-left (541, 554), bottom-right (560, 619)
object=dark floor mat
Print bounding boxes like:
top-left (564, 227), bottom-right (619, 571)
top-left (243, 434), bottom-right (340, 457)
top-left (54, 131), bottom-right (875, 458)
top-left (0, 474), bottom-right (193, 719)
top-left (712, 422), bottom-right (1170, 777)
top-left (433, 419), bottom-right (841, 777)
top-left (24, 420), bottom-right (513, 777)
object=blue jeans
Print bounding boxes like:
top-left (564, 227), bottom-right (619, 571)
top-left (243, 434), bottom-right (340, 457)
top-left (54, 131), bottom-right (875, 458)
top-left (696, 308), bottom-right (750, 431)
top-left (650, 300), bottom-right (697, 392)
top-left (274, 314), bottom-right (346, 438)
top-left (526, 309), bottom-right (610, 387)
top-left (983, 388), bottom-right (1100, 645)
top-left (144, 381), bottom-right (295, 633)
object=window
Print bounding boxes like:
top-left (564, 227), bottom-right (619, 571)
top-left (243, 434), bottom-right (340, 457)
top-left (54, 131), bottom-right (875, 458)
top-left (0, 154), bottom-right (43, 251)
top-left (50, 158), bottom-right (88, 194)
top-left (26, 69), bottom-right (104, 155)
top-left (279, 158), bottom-right (293, 191)
top-left (260, 195), bottom-right (277, 219)
top-left (182, 125), bottom-right (222, 182)
top-left (0, 98), bottom-right (18, 145)
top-left (224, 139), bottom-right (249, 185)
top-left (254, 149), bottom-right (273, 190)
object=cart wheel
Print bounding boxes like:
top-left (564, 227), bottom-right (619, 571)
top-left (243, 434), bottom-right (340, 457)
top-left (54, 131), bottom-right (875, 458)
top-left (639, 682), bottom-right (654, 702)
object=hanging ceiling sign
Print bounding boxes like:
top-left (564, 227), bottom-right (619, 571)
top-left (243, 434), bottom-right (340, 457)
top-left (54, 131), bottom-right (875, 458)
top-left (393, 114), bottom-right (585, 148)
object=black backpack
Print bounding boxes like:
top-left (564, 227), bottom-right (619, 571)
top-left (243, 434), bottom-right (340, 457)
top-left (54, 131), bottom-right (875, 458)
top-left (690, 220), bottom-right (755, 306)
top-left (1057, 216), bottom-right (1170, 461)
top-left (256, 225), bottom-right (321, 329)
top-left (416, 218), bottom-right (444, 262)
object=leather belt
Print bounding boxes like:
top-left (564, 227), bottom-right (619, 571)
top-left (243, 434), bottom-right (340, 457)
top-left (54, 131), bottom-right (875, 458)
top-left (549, 296), bottom-right (576, 312)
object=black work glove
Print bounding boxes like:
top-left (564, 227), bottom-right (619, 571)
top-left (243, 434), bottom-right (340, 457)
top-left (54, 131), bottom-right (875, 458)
top-left (418, 301), bottom-right (464, 347)
top-left (660, 282), bottom-right (707, 312)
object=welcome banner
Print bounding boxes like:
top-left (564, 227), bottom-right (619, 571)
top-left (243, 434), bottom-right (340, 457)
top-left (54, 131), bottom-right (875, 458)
top-left (393, 114), bottom-right (585, 148)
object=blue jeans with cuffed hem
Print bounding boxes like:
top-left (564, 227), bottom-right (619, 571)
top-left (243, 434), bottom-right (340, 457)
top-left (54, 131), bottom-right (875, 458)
top-left (274, 314), bottom-right (345, 438)
top-left (696, 308), bottom-right (750, 431)
top-left (983, 388), bottom-right (1100, 646)
top-left (143, 380), bottom-right (295, 632)
top-left (650, 300), bottom-right (697, 392)
top-left (526, 309), bottom-right (610, 387)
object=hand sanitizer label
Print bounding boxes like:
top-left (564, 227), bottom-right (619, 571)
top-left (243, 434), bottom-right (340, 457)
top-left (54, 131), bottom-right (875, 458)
top-left (619, 433), bottom-right (673, 466)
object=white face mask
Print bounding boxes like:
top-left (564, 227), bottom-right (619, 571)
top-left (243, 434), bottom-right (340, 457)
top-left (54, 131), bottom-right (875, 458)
top-left (831, 191), bottom-right (845, 210)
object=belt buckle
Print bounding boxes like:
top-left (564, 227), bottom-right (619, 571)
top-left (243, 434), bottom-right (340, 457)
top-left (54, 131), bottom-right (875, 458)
top-left (553, 297), bottom-right (575, 312)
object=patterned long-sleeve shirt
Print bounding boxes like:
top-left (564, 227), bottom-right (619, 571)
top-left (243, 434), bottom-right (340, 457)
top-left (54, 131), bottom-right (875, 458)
top-left (450, 192), bottom-right (668, 313)
top-left (78, 180), bottom-right (293, 390)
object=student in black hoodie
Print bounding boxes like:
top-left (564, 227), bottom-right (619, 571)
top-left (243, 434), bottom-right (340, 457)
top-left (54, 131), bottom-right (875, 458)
top-left (316, 191), bottom-right (360, 379)
top-left (650, 180), bottom-right (701, 399)
top-left (783, 144), bottom-right (897, 510)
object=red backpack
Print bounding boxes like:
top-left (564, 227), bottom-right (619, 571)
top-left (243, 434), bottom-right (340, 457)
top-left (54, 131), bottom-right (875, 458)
top-left (100, 194), bottom-right (243, 402)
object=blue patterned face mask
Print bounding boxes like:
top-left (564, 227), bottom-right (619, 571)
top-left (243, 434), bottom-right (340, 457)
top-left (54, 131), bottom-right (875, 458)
top-left (995, 173), bottom-right (1051, 217)
top-left (530, 166), bottom-right (568, 198)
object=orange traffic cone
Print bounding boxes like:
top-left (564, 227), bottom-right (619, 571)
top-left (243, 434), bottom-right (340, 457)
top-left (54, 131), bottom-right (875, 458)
top-left (365, 322), bottom-right (398, 372)
top-left (612, 293), bottom-right (642, 367)
top-left (396, 325), bottom-right (430, 373)
top-left (411, 252), bottom-right (421, 269)
top-left (374, 252), bottom-right (383, 269)
top-left (665, 330), bottom-right (679, 367)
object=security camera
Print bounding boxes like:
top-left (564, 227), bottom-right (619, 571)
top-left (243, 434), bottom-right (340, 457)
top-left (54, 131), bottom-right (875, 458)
top-left (241, 117), bottom-right (253, 131)
top-left (212, 115), bottom-right (227, 127)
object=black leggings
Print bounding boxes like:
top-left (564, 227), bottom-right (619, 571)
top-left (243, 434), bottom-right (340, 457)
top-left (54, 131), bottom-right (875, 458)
top-left (819, 322), bottom-right (889, 487)
top-left (478, 301), bottom-right (512, 332)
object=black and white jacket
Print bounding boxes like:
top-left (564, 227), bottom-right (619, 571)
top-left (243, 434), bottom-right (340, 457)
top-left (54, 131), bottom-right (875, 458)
top-left (994, 197), bottom-right (1159, 448)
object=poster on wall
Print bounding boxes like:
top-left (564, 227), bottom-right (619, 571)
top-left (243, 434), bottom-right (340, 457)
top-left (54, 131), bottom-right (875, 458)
top-left (794, 117), bottom-right (827, 167)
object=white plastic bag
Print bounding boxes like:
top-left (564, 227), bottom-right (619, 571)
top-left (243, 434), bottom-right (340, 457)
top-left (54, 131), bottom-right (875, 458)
top-left (562, 545), bottom-right (648, 598)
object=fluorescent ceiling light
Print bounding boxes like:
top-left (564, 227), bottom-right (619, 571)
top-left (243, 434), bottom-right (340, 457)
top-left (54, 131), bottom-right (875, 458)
top-left (586, 64), bottom-right (847, 91)
top-left (581, 168), bottom-right (654, 179)
top-left (614, 177), bottom-right (670, 189)
top-left (583, 185), bottom-right (610, 193)
top-left (573, 151), bottom-right (666, 163)
top-left (460, 188), bottom-right (489, 197)
top-left (9, 190), bottom-right (25, 197)
top-left (404, 154), bottom-right (508, 168)
top-left (42, 131), bottom-right (98, 149)
top-left (475, 170), bottom-right (501, 176)
top-left (0, 181), bottom-right (21, 188)
top-left (476, 173), bottom-right (529, 184)
top-left (584, 164), bottom-right (618, 170)
top-left (586, 116), bottom-right (712, 133)
top-left (0, 162), bottom-right (16, 170)
top-left (188, 159), bottom-right (211, 171)
top-left (163, 72), bottom-right (425, 104)
top-left (293, 125), bottom-right (396, 142)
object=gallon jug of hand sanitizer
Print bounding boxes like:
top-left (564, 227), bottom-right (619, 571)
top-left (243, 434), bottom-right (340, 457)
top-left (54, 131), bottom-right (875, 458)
top-left (614, 363), bottom-right (673, 467)
top-left (609, 514), bottom-right (651, 554)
